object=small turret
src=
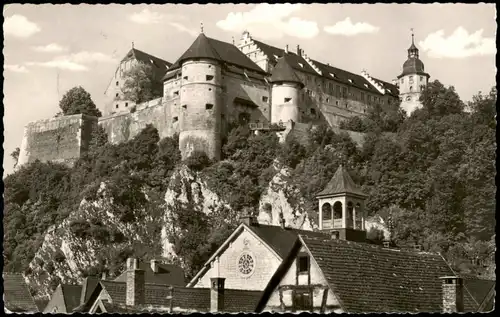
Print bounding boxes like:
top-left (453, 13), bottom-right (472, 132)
top-left (269, 52), bottom-right (304, 123)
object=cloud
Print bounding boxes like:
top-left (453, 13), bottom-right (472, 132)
top-left (25, 51), bottom-right (116, 72)
top-left (324, 17), bottom-right (379, 36)
top-left (32, 43), bottom-right (68, 53)
top-left (129, 8), bottom-right (164, 24)
top-left (5, 64), bottom-right (29, 73)
top-left (4, 14), bottom-right (41, 38)
top-left (419, 27), bottom-right (496, 59)
top-left (216, 4), bottom-right (319, 40)
top-left (169, 22), bottom-right (198, 37)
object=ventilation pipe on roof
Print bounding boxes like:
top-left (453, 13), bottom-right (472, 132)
top-left (296, 45), bottom-right (301, 56)
top-left (285, 45), bottom-right (288, 54)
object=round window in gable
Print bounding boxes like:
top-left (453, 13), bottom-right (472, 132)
top-left (237, 251), bottom-right (255, 277)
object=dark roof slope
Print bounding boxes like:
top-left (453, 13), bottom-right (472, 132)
top-left (99, 281), bottom-right (261, 313)
top-left (81, 276), bottom-right (100, 305)
top-left (123, 48), bottom-right (172, 69)
top-left (370, 76), bottom-right (400, 97)
top-left (61, 284), bottom-right (83, 313)
top-left (168, 34), bottom-right (264, 75)
top-left (299, 235), bottom-right (478, 313)
top-left (317, 165), bottom-right (367, 198)
top-left (2, 273), bottom-right (39, 313)
top-left (462, 277), bottom-right (496, 311)
top-left (247, 223), bottom-right (328, 259)
top-left (270, 54), bottom-right (304, 86)
top-left (400, 58), bottom-right (428, 78)
top-left (114, 261), bottom-right (186, 286)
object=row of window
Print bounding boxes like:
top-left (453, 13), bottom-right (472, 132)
top-left (401, 75), bottom-right (425, 85)
top-left (321, 201), bottom-right (361, 220)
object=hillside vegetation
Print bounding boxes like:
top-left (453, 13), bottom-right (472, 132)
top-left (3, 80), bottom-right (496, 290)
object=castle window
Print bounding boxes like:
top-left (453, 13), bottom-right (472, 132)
top-left (298, 256), bottom-right (309, 274)
top-left (361, 92), bottom-right (365, 102)
top-left (284, 97), bottom-right (292, 103)
top-left (115, 104), bottom-right (119, 109)
top-left (329, 82), bottom-right (333, 92)
top-left (115, 93), bottom-right (119, 97)
top-left (326, 97), bottom-right (329, 103)
top-left (209, 88), bottom-right (212, 91)
top-left (310, 108), bottom-right (316, 115)
top-left (336, 85), bottom-right (341, 98)
top-left (183, 76), bottom-right (188, 80)
top-left (206, 75), bottom-right (214, 81)
top-left (342, 87), bottom-right (347, 98)
top-left (336, 101), bottom-right (339, 106)
top-left (208, 65), bottom-right (212, 68)
top-left (173, 116), bottom-right (178, 123)
top-left (182, 104), bottom-right (187, 109)
top-left (173, 91), bottom-right (179, 96)
top-left (409, 86), bottom-right (413, 92)
top-left (406, 96), bottom-right (411, 101)
top-left (206, 103), bottom-right (214, 110)
top-left (116, 81), bottom-right (119, 86)
top-left (401, 78), bottom-right (404, 84)
top-left (125, 102), bottom-right (128, 107)
top-left (262, 96), bottom-right (268, 102)
top-left (420, 76), bottom-right (423, 81)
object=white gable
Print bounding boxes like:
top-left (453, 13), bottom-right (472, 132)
top-left (192, 226), bottom-right (282, 291)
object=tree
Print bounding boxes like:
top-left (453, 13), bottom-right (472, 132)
top-left (10, 147), bottom-right (20, 169)
top-left (59, 86), bottom-right (102, 117)
top-left (121, 62), bottom-right (163, 104)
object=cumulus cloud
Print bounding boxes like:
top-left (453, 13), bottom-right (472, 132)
top-left (324, 17), bottom-right (380, 36)
top-left (5, 64), bottom-right (29, 73)
top-left (216, 4), bottom-right (319, 39)
top-left (4, 14), bottom-right (41, 38)
top-left (129, 8), bottom-right (164, 24)
top-left (169, 22), bottom-right (198, 37)
top-left (32, 43), bottom-right (68, 53)
top-left (419, 27), bottom-right (496, 58)
top-left (25, 51), bottom-right (116, 71)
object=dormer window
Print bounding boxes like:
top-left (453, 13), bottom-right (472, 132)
top-left (348, 79), bottom-right (353, 83)
top-left (364, 84), bottom-right (368, 88)
top-left (284, 97), bottom-right (292, 103)
top-left (298, 63), bottom-right (304, 68)
top-left (273, 54), bottom-right (279, 59)
top-left (329, 73), bottom-right (335, 78)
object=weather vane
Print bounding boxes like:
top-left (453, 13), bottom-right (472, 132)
top-left (132, 41), bottom-right (134, 49)
top-left (200, 22), bottom-right (204, 34)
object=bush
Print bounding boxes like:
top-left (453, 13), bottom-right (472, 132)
top-left (69, 219), bottom-right (91, 239)
top-left (185, 151), bottom-right (212, 171)
top-left (46, 261), bottom-right (55, 274)
top-left (54, 250), bottom-right (66, 263)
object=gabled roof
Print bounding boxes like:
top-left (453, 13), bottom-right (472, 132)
top-left (269, 54), bottom-right (304, 86)
top-left (80, 276), bottom-right (100, 305)
top-left (316, 165), bottom-right (367, 198)
top-left (370, 77), bottom-right (400, 97)
top-left (94, 281), bottom-right (261, 313)
top-left (114, 261), bottom-right (186, 286)
top-left (167, 34), bottom-right (265, 77)
top-left (462, 277), bottom-right (496, 311)
top-left (61, 284), bottom-right (83, 313)
top-left (2, 273), bottom-right (39, 313)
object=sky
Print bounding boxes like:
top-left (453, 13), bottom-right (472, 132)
top-left (2, 3), bottom-right (497, 176)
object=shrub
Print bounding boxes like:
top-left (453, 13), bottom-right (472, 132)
top-left (185, 151), bottom-right (212, 171)
top-left (54, 250), bottom-right (66, 263)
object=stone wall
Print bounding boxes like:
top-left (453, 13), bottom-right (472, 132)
top-left (17, 114), bottom-right (98, 168)
top-left (98, 97), bottom-right (176, 144)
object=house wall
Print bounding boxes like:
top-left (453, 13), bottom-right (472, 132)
top-left (43, 285), bottom-right (66, 313)
top-left (17, 114), bottom-right (98, 168)
top-left (262, 246), bottom-right (343, 313)
top-left (89, 289), bottom-right (112, 313)
top-left (193, 228), bottom-right (282, 291)
top-left (104, 59), bottom-right (139, 116)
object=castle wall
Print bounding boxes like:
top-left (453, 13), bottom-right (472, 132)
top-left (221, 69), bottom-right (271, 128)
top-left (17, 114), bottom-right (98, 168)
top-left (103, 59), bottom-right (139, 116)
top-left (98, 97), bottom-right (175, 144)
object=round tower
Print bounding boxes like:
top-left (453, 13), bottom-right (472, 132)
top-left (269, 52), bottom-right (304, 123)
top-left (397, 30), bottom-right (431, 114)
top-left (177, 32), bottom-right (222, 161)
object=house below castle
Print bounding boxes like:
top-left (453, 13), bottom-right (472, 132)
top-left (17, 29), bottom-right (430, 167)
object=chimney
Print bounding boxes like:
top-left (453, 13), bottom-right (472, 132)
top-left (413, 244), bottom-right (422, 252)
top-left (279, 211), bottom-right (286, 229)
top-left (80, 277), bottom-right (89, 306)
top-left (285, 45), bottom-right (288, 54)
top-left (296, 45), bottom-right (301, 56)
top-left (126, 258), bottom-right (145, 307)
top-left (239, 208), bottom-right (256, 226)
top-left (440, 276), bottom-right (464, 313)
top-left (210, 277), bottom-right (225, 312)
top-left (101, 271), bottom-right (107, 280)
top-left (151, 259), bottom-right (159, 273)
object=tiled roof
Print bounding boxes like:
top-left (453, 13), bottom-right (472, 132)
top-left (81, 276), bottom-right (100, 305)
top-left (299, 235), bottom-right (479, 313)
top-left (168, 33), bottom-right (265, 75)
top-left (123, 48), bottom-right (172, 69)
top-left (61, 284), bottom-right (83, 313)
top-left (316, 165), bottom-right (367, 198)
top-left (252, 39), bottom-right (386, 95)
top-left (462, 277), bottom-right (496, 311)
top-left (370, 76), bottom-right (400, 97)
top-left (269, 54), bottom-right (304, 86)
top-left (400, 57), bottom-right (427, 78)
top-left (247, 223), bottom-right (328, 259)
top-left (2, 273), bottom-right (39, 313)
top-left (114, 261), bottom-right (186, 286)
top-left (99, 281), bottom-right (261, 313)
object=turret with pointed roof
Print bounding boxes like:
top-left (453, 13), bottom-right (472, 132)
top-left (269, 53), bottom-right (304, 88)
top-left (316, 165), bottom-right (367, 242)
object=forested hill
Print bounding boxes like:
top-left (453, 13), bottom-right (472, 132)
top-left (2, 80), bottom-right (496, 298)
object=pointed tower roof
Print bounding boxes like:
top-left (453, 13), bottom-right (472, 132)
top-left (269, 53), bottom-right (304, 87)
top-left (173, 32), bottom-right (221, 66)
top-left (316, 165), bottom-right (367, 198)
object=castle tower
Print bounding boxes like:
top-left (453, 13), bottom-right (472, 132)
top-left (316, 165), bottom-right (368, 242)
top-left (269, 52), bottom-right (304, 123)
top-left (397, 30), bottom-right (430, 114)
top-left (176, 31), bottom-right (222, 160)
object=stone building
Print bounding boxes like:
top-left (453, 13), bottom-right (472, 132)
top-left (17, 30), bottom-right (427, 167)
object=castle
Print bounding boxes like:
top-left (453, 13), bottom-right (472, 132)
top-left (17, 30), bottom-right (430, 167)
